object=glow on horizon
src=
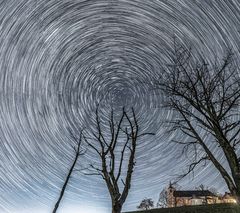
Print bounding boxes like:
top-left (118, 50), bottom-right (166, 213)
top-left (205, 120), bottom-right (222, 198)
top-left (13, 205), bottom-right (108, 213)
top-left (58, 205), bottom-right (108, 213)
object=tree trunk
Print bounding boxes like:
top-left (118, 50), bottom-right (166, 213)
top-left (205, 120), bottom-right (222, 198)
top-left (112, 202), bottom-right (122, 213)
top-left (52, 152), bottom-right (79, 213)
top-left (236, 196), bottom-right (240, 204)
top-left (233, 189), bottom-right (240, 204)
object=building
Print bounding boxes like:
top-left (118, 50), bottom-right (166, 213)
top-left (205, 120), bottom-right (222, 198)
top-left (166, 183), bottom-right (236, 207)
top-left (221, 192), bottom-right (237, 204)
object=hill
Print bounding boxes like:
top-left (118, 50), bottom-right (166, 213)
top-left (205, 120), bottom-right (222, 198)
top-left (125, 204), bottom-right (240, 213)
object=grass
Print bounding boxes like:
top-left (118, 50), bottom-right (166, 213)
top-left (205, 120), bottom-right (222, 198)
top-left (124, 204), bottom-right (240, 213)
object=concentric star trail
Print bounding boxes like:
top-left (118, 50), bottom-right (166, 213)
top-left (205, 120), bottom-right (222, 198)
top-left (0, 0), bottom-right (240, 212)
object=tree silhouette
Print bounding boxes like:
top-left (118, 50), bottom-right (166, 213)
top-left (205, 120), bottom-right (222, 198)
top-left (52, 131), bottom-right (85, 213)
top-left (137, 198), bottom-right (154, 210)
top-left (84, 107), bottom-right (154, 213)
top-left (157, 188), bottom-right (168, 208)
top-left (156, 43), bottom-right (240, 203)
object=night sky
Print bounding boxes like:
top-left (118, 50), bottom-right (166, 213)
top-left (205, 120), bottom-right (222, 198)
top-left (1, 0), bottom-right (240, 213)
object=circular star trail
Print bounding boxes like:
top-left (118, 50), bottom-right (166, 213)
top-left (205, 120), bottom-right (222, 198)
top-left (0, 0), bottom-right (240, 212)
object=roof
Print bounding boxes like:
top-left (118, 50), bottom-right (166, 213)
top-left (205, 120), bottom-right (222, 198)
top-left (173, 190), bottom-right (215, 198)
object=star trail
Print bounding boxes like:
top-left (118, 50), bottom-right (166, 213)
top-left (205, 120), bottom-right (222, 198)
top-left (0, 0), bottom-right (240, 213)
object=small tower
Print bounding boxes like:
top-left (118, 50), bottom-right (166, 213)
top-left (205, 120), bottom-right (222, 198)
top-left (167, 182), bottom-right (176, 207)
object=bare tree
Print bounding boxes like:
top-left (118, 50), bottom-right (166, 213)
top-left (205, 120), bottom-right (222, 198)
top-left (208, 187), bottom-right (219, 196)
top-left (155, 43), bottom-right (240, 203)
top-left (52, 131), bottom-right (85, 213)
top-left (157, 188), bottom-right (168, 208)
top-left (195, 184), bottom-right (219, 203)
top-left (137, 198), bottom-right (154, 210)
top-left (84, 107), bottom-right (154, 213)
top-left (195, 184), bottom-right (210, 204)
top-left (195, 184), bottom-right (217, 194)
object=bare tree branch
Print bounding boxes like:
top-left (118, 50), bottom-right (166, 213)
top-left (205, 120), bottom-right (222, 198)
top-left (85, 107), bottom-right (154, 213)
top-left (52, 130), bottom-right (85, 213)
top-left (155, 43), bottom-right (240, 202)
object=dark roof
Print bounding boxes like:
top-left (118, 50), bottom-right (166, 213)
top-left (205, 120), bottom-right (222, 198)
top-left (173, 190), bottom-right (215, 198)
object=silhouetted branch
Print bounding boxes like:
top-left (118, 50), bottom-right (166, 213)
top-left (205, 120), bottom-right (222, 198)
top-left (52, 130), bottom-right (85, 213)
top-left (85, 107), bottom-right (154, 213)
top-left (155, 43), bottom-right (240, 202)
